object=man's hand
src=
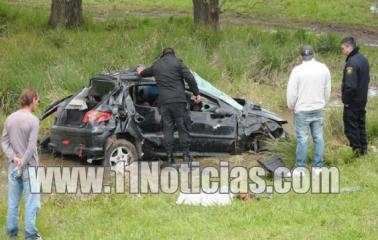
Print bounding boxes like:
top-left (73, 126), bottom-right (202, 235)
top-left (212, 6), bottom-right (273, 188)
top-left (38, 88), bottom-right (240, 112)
top-left (136, 66), bottom-right (145, 75)
top-left (13, 155), bottom-right (21, 166)
top-left (194, 95), bottom-right (201, 104)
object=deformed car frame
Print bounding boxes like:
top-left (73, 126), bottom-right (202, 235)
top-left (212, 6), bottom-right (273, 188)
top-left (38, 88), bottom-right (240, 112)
top-left (40, 69), bottom-right (287, 166)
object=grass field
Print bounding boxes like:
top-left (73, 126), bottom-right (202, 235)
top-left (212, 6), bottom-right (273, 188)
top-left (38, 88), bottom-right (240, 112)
top-left (0, 1), bottom-right (378, 239)
top-left (0, 152), bottom-right (377, 239)
top-left (5, 0), bottom-right (378, 28)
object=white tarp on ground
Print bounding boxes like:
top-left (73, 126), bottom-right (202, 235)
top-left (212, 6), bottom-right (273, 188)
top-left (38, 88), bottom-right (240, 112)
top-left (176, 187), bottom-right (234, 207)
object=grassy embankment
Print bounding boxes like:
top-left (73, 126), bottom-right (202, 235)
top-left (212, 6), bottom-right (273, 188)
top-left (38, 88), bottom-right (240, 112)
top-left (0, 2), bottom-right (378, 239)
top-left (8, 0), bottom-right (378, 28)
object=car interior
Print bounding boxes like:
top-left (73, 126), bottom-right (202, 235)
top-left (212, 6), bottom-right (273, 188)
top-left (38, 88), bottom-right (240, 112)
top-left (131, 84), bottom-right (220, 112)
top-left (86, 80), bottom-right (115, 108)
top-left (59, 80), bottom-right (116, 126)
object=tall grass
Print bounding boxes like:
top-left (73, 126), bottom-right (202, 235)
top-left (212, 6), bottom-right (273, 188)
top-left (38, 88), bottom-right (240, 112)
top-left (269, 101), bottom-right (378, 169)
top-left (367, 98), bottom-right (378, 142)
top-left (0, 3), bottom-right (346, 113)
top-left (0, 2), bottom-right (378, 238)
top-left (7, 0), bottom-right (378, 28)
top-left (0, 2), bottom-right (377, 137)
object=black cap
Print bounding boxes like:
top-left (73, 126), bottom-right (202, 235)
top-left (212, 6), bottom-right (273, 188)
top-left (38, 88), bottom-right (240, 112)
top-left (341, 37), bottom-right (356, 48)
top-left (162, 47), bottom-right (175, 55)
top-left (300, 45), bottom-right (314, 61)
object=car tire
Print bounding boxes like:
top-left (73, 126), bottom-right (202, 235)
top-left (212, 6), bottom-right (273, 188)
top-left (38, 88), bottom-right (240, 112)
top-left (103, 138), bottom-right (137, 167)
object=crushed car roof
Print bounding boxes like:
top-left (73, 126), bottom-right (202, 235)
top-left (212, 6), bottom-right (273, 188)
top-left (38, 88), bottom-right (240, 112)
top-left (90, 70), bottom-right (154, 83)
top-left (91, 69), bottom-right (244, 111)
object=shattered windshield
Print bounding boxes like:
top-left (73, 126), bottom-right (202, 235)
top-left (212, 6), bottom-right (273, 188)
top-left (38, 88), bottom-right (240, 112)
top-left (192, 72), bottom-right (243, 111)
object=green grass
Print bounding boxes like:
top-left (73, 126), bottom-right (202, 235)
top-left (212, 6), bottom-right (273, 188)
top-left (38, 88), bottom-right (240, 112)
top-left (227, 0), bottom-right (378, 28)
top-left (0, 2), bottom-right (378, 239)
top-left (269, 98), bottom-right (378, 168)
top-left (1, 1), bottom-right (378, 117)
top-left (0, 154), bottom-right (377, 239)
top-left (6, 0), bottom-right (378, 28)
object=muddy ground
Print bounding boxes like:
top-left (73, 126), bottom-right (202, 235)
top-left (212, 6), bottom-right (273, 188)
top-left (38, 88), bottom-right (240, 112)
top-left (6, 1), bottom-right (378, 46)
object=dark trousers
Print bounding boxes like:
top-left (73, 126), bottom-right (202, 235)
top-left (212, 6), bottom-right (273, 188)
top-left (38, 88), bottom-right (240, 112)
top-left (343, 106), bottom-right (368, 151)
top-left (160, 102), bottom-right (191, 154)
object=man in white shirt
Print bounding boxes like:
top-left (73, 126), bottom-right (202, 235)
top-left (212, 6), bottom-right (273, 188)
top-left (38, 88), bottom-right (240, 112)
top-left (287, 45), bottom-right (331, 176)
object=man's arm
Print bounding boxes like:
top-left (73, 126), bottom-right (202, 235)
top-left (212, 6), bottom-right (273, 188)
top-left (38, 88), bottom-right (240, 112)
top-left (139, 67), bottom-right (154, 78)
top-left (286, 69), bottom-right (298, 110)
top-left (325, 66), bottom-right (332, 104)
top-left (342, 62), bottom-right (358, 105)
top-left (179, 61), bottom-right (199, 96)
top-left (20, 119), bottom-right (39, 169)
top-left (1, 120), bottom-right (16, 161)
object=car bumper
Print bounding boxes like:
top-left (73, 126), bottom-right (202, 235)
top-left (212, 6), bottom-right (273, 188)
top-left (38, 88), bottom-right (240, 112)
top-left (49, 125), bottom-right (112, 158)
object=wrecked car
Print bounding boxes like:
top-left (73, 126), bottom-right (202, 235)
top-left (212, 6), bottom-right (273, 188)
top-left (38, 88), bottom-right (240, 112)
top-left (40, 70), bottom-right (287, 166)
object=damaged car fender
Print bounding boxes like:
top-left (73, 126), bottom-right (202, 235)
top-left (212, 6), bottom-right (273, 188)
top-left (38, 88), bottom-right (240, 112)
top-left (237, 102), bottom-right (287, 152)
top-left (111, 93), bottom-right (145, 160)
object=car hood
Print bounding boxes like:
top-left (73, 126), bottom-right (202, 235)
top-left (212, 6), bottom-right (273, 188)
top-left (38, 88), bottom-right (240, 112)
top-left (241, 102), bottom-right (287, 123)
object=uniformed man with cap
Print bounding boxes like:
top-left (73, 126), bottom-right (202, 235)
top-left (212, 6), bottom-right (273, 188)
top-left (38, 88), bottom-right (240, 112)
top-left (340, 37), bottom-right (370, 156)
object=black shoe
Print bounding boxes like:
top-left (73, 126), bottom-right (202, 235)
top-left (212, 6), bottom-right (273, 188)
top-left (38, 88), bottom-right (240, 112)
top-left (167, 153), bottom-right (175, 165)
top-left (360, 146), bottom-right (368, 156)
top-left (183, 154), bottom-right (192, 163)
top-left (352, 147), bottom-right (361, 157)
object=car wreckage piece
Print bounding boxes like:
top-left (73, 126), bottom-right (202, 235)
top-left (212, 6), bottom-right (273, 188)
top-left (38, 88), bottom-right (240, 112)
top-left (40, 70), bottom-right (287, 166)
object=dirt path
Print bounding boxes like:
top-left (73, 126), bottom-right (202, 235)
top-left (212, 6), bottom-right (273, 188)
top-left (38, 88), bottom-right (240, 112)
top-left (222, 13), bottom-right (378, 46)
top-left (7, 1), bottom-right (378, 45)
top-left (93, 8), bottom-right (378, 46)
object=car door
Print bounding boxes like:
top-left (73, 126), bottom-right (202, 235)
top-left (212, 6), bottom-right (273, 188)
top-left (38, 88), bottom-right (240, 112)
top-left (131, 83), bottom-right (238, 154)
top-left (131, 84), bottom-right (165, 151)
top-left (187, 92), bottom-right (238, 153)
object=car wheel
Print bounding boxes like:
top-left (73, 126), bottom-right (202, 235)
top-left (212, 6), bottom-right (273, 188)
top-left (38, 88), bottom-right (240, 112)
top-left (104, 139), bottom-right (137, 167)
top-left (39, 135), bottom-right (52, 154)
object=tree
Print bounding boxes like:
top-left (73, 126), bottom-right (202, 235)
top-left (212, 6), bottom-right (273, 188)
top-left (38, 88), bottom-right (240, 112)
top-left (192, 0), bottom-right (220, 30)
top-left (48, 0), bottom-right (83, 28)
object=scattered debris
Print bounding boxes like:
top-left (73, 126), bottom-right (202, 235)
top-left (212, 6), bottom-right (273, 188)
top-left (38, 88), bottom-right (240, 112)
top-left (368, 87), bottom-right (378, 97)
top-left (237, 191), bottom-right (273, 202)
top-left (371, 3), bottom-right (378, 14)
top-left (340, 186), bottom-right (368, 193)
top-left (371, 146), bottom-right (378, 153)
top-left (257, 156), bottom-right (289, 178)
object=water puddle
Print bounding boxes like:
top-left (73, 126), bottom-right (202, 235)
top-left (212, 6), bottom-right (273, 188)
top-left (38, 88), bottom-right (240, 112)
top-left (329, 87), bottom-right (377, 108)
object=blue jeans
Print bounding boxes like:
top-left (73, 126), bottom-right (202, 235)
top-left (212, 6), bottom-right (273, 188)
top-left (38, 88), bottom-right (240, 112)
top-left (7, 162), bottom-right (40, 239)
top-left (294, 110), bottom-right (325, 168)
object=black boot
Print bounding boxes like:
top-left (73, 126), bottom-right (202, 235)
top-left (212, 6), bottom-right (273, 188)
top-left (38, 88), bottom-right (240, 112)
top-left (183, 153), bottom-right (192, 163)
top-left (360, 146), bottom-right (368, 156)
top-left (167, 152), bottom-right (175, 165)
top-left (352, 147), bottom-right (361, 158)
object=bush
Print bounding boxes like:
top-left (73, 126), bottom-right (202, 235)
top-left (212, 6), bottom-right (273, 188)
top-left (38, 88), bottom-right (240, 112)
top-left (314, 33), bottom-right (340, 54)
top-left (367, 99), bottom-right (378, 142)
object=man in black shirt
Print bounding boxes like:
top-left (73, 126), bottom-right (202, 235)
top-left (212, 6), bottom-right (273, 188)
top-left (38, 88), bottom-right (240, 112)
top-left (340, 37), bottom-right (370, 156)
top-left (137, 48), bottom-right (201, 164)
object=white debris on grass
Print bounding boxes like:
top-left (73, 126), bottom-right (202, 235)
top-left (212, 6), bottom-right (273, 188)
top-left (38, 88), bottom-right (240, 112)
top-left (176, 186), bottom-right (234, 207)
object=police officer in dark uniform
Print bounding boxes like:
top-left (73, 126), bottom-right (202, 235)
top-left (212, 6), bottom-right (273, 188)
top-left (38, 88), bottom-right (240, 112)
top-left (136, 48), bottom-right (201, 165)
top-left (340, 37), bottom-right (370, 156)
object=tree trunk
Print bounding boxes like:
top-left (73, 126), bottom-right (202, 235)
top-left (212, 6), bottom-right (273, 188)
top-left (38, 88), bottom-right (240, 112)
top-left (48, 0), bottom-right (83, 28)
top-left (192, 0), bottom-right (219, 30)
